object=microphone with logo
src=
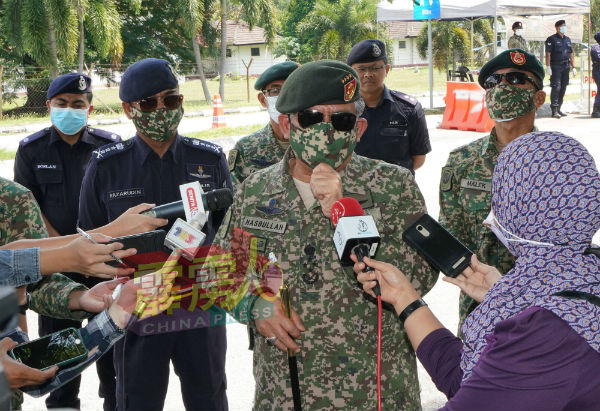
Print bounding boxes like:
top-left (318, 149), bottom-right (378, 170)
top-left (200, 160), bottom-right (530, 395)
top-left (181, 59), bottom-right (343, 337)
top-left (141, 187), bottom-right (233, 220)
top-left (331, 197), bottom-right (381, 296)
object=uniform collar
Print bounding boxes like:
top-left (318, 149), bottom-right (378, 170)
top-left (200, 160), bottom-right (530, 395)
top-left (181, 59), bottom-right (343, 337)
top-left (379, 85), bottom-right (394, 106)
top-left (132, 133), bottom-right (181, 164)
top-left (481, 125), bottom-right (538, 156)
top-left (48, 126), bottom-right (89, 146)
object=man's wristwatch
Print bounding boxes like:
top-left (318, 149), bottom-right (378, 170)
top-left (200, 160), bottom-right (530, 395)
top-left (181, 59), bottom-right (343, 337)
top-left (19, 292), bottom-right (31, 314)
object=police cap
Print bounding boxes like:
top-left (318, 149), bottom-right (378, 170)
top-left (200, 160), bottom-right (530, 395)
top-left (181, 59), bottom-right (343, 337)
top-left (347, 39), bottom-right (387, 66)
top-left (254, 61), bottom-right (300, 91)
top-left (478, 48), bottom-right (545, 89)
top-left (276, 60), bottom-right (360, 114)
top-left (119, 58), bottom-right (178, 102)
top-left (47, 73), bottom-right (91, 100)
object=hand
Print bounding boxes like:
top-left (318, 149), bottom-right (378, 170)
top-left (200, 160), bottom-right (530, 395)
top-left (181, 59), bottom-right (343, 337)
top-left (310, 163), bottom-right (342, 217)
top-left (71, 278), bottom-right (130, 312)
top-left (352, 255), bottom-right (421, 315)
top-left (572, 67), bottom-right (577, 77)
top-left (546, 66), bottom-right (552, 76)
top-left (0, 338), bottom-right (57, 388)
top-left (63, 234), bottom-right (136, 278)
top-left (101, 203), bottom-right (168, 237)
top-left (108, 270), bottom-right (178, 329)
top-left (442, 254), bottom-right (502, 302)
top-left (254, 297), bottom-right (305, 353)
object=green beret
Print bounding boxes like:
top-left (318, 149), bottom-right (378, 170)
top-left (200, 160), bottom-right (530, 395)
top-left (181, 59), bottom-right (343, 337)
top-left (254, 61), bottom-right (300, 91)
top-left (276, 60), bottom-right (360, 114)
top-left (478, 49), bottom-right (545, 88)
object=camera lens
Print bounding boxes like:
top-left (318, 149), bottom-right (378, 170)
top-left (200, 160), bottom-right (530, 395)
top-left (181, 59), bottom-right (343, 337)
top-left (417, 225), bottom-right (423, 232)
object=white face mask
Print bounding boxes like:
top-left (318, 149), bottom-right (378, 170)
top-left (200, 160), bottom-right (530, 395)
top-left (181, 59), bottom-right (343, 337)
top-left (483, 209), bottom-right (554, 250)
top-left (266, 96), bottom-right (281, 124)
top-left (515, 29), bottom-right (523, 36)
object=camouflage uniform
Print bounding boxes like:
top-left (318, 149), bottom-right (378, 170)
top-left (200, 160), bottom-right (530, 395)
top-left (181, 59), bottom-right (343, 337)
top-left (228, 124), bottom-right (288, 187)
top-left (508, 35), bottom-right (528, 51)
top-left (439, 129), bottom-right (523, 331)
top-left (216, 149), bottom-right (438, 411)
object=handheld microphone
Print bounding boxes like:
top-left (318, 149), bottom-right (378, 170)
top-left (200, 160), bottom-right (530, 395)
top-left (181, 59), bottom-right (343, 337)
top-left (142, 188), bottom-right (233, 219)
top-left (331, 197), bottom-right (381, 296)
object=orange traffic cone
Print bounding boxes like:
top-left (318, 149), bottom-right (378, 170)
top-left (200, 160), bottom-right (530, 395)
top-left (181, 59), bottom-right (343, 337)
top-left (212, 94), bottom-right (226, 128)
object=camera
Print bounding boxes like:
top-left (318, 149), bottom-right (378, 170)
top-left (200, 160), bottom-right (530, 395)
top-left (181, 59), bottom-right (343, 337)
top-left (0, 287), bottom-right (19, 410)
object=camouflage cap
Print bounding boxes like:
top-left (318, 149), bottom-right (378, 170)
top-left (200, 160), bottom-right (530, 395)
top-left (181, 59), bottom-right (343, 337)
top-left (47, 73), bottom-right (91, 100)
top-left (478, 48), bottom-right (545, 89)
top-left (276, 60), bottom-right (360, 114)
top-left (254, 61), bottom-right (300, 91)
top-left (119, 58), bottom-right (178, 102)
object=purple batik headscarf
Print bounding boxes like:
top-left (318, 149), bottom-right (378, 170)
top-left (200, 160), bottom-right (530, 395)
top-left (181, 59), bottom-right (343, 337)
top-left (460, 131), bottom-right (600, 382)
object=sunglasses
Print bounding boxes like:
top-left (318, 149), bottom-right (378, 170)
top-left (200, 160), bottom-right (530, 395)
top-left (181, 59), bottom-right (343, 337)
top-left (296, 110), bottom-right (357, 132)
top-left (483, 72), bottom-right (540, 91)
top-left (136, 94), bottom-right (183, 112)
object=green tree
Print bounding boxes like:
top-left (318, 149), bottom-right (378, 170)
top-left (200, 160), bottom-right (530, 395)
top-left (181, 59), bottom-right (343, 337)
top-left (281, 0), bottom-right (315, 37)
top-left (297, 0), bottom-right (376, 61)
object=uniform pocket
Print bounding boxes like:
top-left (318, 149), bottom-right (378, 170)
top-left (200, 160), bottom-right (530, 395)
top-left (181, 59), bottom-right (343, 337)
top-left (34, 168), bottom-right (63, 206)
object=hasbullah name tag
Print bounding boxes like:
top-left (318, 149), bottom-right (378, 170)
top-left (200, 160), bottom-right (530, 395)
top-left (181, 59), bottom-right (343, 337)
top-left (460, 179), bottom-right (491, 192)
top-left (242, 216), bottom-right (287, 234)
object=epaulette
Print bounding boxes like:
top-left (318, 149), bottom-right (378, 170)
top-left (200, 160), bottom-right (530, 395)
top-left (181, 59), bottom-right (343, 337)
top-left (19, 128), bottom-right (51, 146)
top-left (91, 139), bottom-right (133, 162)
top-left (182, 137), bottom-right (223, 155)
top-left (86, 127), bottom-right (121, 142)
top-left (390, 90), bottom-right (419, 107)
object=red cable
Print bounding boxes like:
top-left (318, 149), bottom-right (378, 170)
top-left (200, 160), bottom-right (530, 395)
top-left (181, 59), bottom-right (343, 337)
top-left (377, 295), bottom-right (382, 411)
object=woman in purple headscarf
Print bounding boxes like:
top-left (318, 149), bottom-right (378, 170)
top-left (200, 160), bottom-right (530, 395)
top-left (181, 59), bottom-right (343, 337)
top-left (353, 131), bottom-right (600, 410)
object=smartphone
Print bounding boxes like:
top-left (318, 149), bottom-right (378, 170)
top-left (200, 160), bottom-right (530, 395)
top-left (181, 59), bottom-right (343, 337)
top-left (402, 213), bottom-right (473, 278)
top-left (9, 327), bottom-right (88, 370)
top-left (107, 230), bottom-right (168, 267)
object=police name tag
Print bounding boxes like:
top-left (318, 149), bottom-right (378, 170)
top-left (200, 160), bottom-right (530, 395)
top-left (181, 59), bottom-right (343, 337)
top-left (460, 179), bottom-right (491, 192)
top-left (242, 216), bottom-right (287, 234)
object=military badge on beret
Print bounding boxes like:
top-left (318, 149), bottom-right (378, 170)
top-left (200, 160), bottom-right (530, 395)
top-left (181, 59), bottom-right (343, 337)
top-left (78, 75), bottom-right (86, 91)
top-left (372, 43), bottom-right (382, 57)
top-left (510, 51), bottom-right (526, 66)
top-left (344, 78), bottom-right (357, 102)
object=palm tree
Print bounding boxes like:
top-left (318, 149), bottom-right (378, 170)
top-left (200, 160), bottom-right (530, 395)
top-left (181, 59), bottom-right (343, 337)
top-left (298, 0), bottom-right (376, 61)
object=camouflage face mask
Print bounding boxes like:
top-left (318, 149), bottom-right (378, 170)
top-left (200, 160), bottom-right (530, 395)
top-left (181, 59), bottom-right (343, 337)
top-left (485, 83), bottom-right (536, 122)
top-left (130, 105), bottom-right (183, 142)
top-left (289, 121), bottom-right (357, 169)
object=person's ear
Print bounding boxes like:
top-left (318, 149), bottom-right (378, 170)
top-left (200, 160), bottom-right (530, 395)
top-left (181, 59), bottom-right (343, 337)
top-left (356, 117), bottom-right (368, 143)
top-left (534, 90), bottom-right (546, 108)
top-left (122, 102), bottom-right (133, 120)
top-left (258, 92), bottom-right (268, 108)
top-left (279, 114), bottom-right (291, 139)
top-left (385, 64), bottom-right (391, 76)
top-left (46, 100), bottom-right (51, 113)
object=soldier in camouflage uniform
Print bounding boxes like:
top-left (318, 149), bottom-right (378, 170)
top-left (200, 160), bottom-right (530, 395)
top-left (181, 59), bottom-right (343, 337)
top-left (215, 60), bottom-right (437, 410)
top-left (228, 61), bottom-right (299, 186)
top-left (507, 21), bottom-right (528, 51)
top-left (439, 49), bottom-right (547, 333)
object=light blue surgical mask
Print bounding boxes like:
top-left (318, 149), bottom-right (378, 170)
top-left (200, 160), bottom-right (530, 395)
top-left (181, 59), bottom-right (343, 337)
top-left (559, 26), bottom-right (567, 34)
top-left (50, 107), bottom-right (88, 135)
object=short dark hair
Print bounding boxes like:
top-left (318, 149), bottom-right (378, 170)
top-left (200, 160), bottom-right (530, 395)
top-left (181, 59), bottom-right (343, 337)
top-left (86, 92), bottom-right (93, 104)
top-left (555, 20), bottom-right (566, 28)
top-left (512, 21), bottom-right (522, 30)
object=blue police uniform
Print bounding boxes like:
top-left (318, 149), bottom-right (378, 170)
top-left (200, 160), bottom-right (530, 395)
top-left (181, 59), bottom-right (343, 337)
top-left (354, 85), bottom-right (431, 172)
top-left (78, 134), bottom-right (231, 411)
top-left (13, 72), bottom-right (121, 410)
top-left (545, 32), bottom-right (573, 109)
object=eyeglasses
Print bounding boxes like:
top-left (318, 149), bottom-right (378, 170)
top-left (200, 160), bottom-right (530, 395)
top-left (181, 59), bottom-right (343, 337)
top-left (295, 109), bottom-right (357, 132)
top-left (483, 72), bottom-right (540, 91)
top-left (263, 87), bottom-right (281, 97)
top-left (135, 94), bottom-right (183, 112)
top-left (355, 65), bottom-right (386, 74)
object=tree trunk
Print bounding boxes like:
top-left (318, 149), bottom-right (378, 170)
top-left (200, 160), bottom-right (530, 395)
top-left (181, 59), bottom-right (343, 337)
top-left (219, 0), bottom-right (227, 101)
top-left (78, 2), bottom-right (85, 73)
top-left (192, 36), bottom-right (212, 104)
top-left (47, 15), bottom-right (59, 79)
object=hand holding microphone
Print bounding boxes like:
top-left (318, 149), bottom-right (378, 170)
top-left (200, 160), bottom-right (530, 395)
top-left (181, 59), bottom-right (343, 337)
top-left (142, 188), bottom-right (233, 219)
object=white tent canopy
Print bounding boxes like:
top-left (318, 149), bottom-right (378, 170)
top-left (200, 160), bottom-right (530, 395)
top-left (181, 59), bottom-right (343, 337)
top-left (377, 0), bottom-right (590, 22)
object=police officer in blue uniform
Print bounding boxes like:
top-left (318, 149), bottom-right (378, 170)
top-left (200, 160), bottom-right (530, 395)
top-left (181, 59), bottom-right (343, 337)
top-left (545, 20), bottom-right (576, 119)
top-left (78, 58), bottom-right (231, 411)
top-left (347, 39), bottom-right (431, 173)
top-left (13, 72), bottom-right (121, 410)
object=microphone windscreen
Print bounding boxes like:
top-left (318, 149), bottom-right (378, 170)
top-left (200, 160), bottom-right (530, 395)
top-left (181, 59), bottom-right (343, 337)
top-left (331, 197), bottom-right (364, 227)
top-left (203, 188), bottom-right (233, 211)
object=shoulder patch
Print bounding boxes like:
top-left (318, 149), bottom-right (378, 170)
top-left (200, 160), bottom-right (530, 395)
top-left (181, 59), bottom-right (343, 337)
top-left (440, 166), bottom-right (453, 192)
top-left (228, 149), bottom-right (238, 172)
top-left (92, 140), bottom-right (132, 162)
top-left (20, 128), bottom-right (51, 146)
top-left (87, 127), bottom-right (121, 142)
top-left (182, 137), bottom-right (223, 155)
top-left (390, 90), bottom-right (418, 107)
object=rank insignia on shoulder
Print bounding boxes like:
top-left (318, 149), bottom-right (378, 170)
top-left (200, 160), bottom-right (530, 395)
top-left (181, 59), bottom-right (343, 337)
top-left (228, 149), bottom-right (238, 171)
top-left (256, 199), bottom-right (284, 216)
top-left (440, 166), bottom-right (453, 192)
top-left (250, 156), bottom-right (275, 168)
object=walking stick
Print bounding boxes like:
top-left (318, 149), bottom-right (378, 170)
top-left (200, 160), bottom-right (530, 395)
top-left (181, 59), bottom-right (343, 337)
top-left (281, 284), bottom-right (302, 411)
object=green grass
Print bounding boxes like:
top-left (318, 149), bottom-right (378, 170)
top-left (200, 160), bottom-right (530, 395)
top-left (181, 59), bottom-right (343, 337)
top-left (0, 148), bottom-right (16, 160)
top-left (186, 123), bottom-right (264, 140)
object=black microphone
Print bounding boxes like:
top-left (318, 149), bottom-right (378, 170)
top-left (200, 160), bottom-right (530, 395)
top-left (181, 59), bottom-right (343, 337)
top-left (142, 188), bottom-right (233, 219)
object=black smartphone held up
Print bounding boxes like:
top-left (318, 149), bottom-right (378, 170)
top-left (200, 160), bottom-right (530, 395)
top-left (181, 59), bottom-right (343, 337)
top-left (107, 230), bottom-right (167, 267)
top-left (9, 327), bottom-right (88, 370)
top-left (402, 213), bottom-right (473, 278)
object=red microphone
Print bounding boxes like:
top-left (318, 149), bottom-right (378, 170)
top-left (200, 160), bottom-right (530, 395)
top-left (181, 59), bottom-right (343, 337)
top-left (331, 197), bottom-right (364, 227)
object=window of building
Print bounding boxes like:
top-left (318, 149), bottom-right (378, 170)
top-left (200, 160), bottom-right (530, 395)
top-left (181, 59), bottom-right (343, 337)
top-left (251, 47), bottom-right (260, 56)
top-left (398, 41), bottom-right (407, 49)
top-left (226, 48), bottom-right (232, 57)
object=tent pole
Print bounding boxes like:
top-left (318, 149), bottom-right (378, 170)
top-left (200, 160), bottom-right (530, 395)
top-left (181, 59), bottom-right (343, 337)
top-left (429, 19), bottom-right (433, 109)
top-left (493, 16), bottom-right (498, 56)
top-left (470, 18), bottom-right (475, 68)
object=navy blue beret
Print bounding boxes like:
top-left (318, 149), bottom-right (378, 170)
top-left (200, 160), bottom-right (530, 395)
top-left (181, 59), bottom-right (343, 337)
top-left (347, 39), bottom-right (387, 66)
top-left (119, 58), bottom-right (178, 102)
top-left (47, 73), bottom-right (91, 100)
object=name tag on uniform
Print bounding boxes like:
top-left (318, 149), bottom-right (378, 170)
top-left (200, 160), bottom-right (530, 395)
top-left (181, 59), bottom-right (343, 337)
top-left (460, 179), bottom-right (491, 192)
top-left (36, 164), bottom-right (58, 170)
top-left (242, 216), bottom-right (287, 234)
top-left (108, 188), bottom-right (144, 200)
